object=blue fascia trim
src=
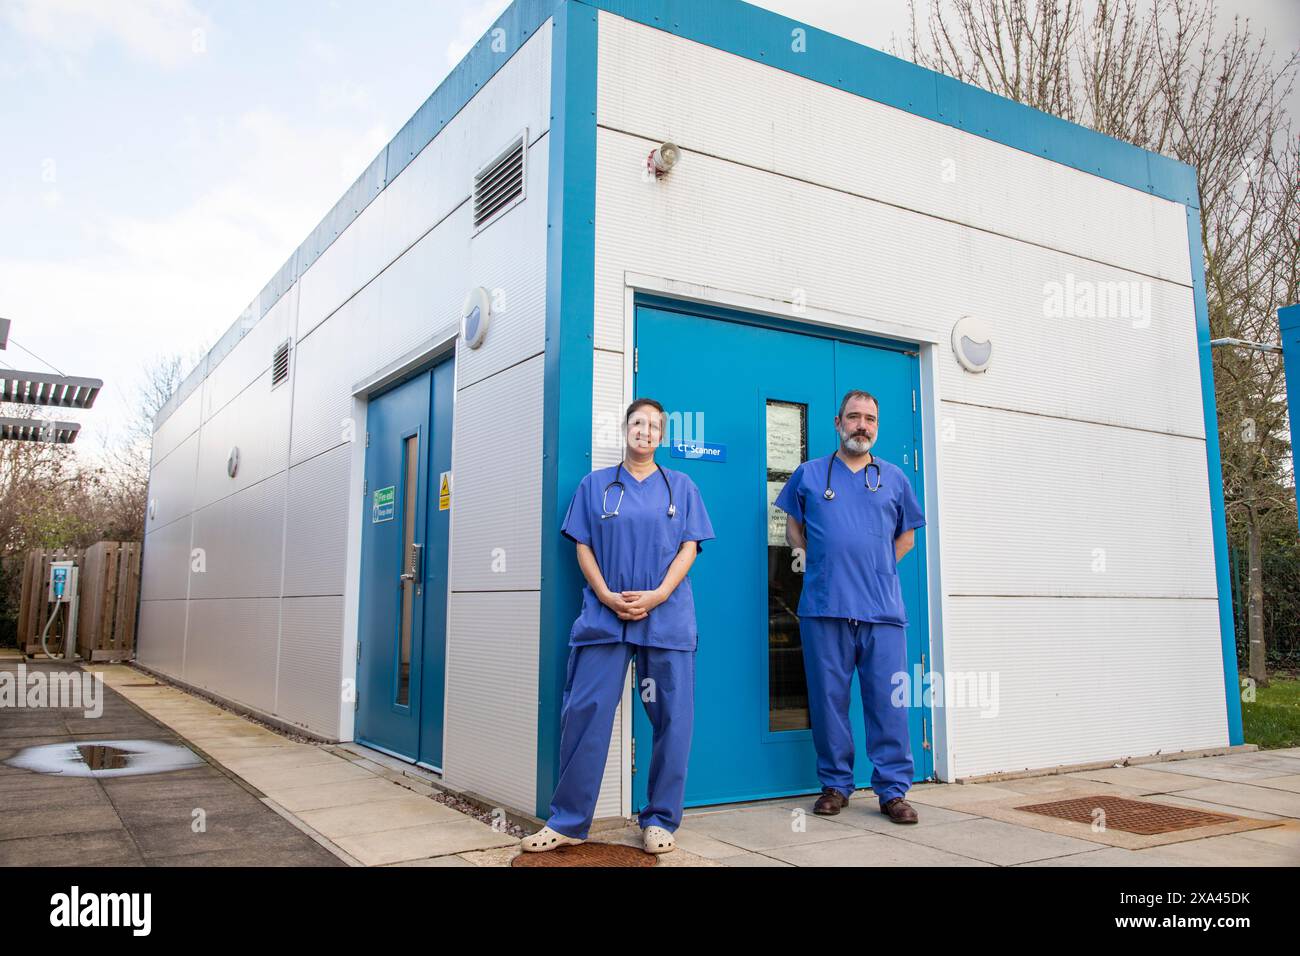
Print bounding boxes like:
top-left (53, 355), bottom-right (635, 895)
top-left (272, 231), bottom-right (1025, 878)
top-left (1187, 207), bottom-right (1243, 745)
top-left (537, 0), bottom-right (599, 819)
top-left (576, 0), bottom-right (1198, 209)
top-left (1280, 304), bottom-right (1300, 533)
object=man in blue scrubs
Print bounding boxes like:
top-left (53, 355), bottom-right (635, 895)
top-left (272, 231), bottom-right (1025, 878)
top-left (522, 398), bottom-right (715, 854)
top-left (774, 390), bottom-right (926, 823)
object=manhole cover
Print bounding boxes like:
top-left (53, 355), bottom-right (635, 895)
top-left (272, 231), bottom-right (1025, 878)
top-left (1017, 795), bottom-right (1238, 834)
top-left (511, 843), bottom-right (657, 867)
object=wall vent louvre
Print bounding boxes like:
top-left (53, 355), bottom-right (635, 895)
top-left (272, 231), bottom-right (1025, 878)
top-left (472, 131), bottom-right (526, 231)
top-left (272, 339), bottom-right (291, 388)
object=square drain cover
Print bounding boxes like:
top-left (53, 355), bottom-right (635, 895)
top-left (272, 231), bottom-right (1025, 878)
top-left (1017, 795), bottom-right (1237, 834)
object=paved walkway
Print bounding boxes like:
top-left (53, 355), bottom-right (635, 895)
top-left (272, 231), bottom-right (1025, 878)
top-left (4, 658), bottom-right (1298, 866)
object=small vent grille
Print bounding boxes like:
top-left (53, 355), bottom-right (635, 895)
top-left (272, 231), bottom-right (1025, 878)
top-left (272, 339), bottom-right (291, 388)
top-left (473, 133), bottom-right (526, 230)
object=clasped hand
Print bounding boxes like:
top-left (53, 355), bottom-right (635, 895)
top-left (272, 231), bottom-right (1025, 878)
top-left (600, 587), bottom-right (666, 621)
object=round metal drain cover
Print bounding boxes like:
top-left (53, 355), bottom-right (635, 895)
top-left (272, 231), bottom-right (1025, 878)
top-left (511, 842), bottom-right (657, 867)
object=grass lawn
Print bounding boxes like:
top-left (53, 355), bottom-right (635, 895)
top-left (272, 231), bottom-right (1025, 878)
top-left (1242, 674), bottom-right (1300, 749)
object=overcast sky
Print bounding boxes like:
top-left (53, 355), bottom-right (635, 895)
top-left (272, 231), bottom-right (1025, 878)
top-left (2, 0), bottom-right (1295, 457)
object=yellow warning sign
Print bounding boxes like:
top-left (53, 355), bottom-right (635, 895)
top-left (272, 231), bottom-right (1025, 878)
top-left (438, 471), bottom-right (452, 511)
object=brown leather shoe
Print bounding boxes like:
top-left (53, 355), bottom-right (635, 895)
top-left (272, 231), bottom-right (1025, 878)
top-left (880, 797), bottom-right (918, 823)
top-left (813, 788), bottom-right (849, 815)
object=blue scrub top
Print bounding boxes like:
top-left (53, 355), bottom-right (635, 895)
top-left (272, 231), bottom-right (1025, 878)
top-left (561, 464), bottom-right (715, 650)
top-left (774, 453), bottom-right (925, 625)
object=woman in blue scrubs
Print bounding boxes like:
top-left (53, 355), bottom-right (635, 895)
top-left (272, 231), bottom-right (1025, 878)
top-left (522, 398), bottom-right (714, 855)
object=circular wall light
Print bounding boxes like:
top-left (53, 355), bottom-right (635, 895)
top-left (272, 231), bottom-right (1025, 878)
top-left (462, 287), bottom-right (491, 350)
top-left (952, 315), bottom-right (992, 373)
top-left (648, 142), bottom-right (680, 178)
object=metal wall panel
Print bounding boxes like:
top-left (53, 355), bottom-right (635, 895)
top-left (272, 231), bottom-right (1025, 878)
top-left (943, 597), bottom-right (1228, 776)
top-left (183, 597), bottom-right (280, 713)
top-left (939, 402), bottom-right (1217, 597)
top-left (277, 596), bottom-right (345, 738)
top-left (194, 368), bottom-right (292, 511)
top-left (140, 515), bottom-right (193, 602)
top-left (598, 12), bottom-right (1189, 286)
top-left (188, 472), bottom-right (287, 600)
top-left (289, 281), bottom-right (381, 469)
top-left (135, 599), bottom-right (188, 678)
top-left (145, 430), bottom-right (199, 533)
top-left (282, 444), bottom-right (350, 598)
top-left (202, 286), bottom-right (297, 423)
top-left (151, 385), bottom-right (202, 465)
top-left (448, 354), bottom-right (544, 591)
top-left (442, 590), bottom-right (539, 815)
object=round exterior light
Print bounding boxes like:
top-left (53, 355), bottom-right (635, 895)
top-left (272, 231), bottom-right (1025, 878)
top-left (227, 446), bottom-right (240, 478)
top-left (952, 315), bottom-right (992, 373)
top-left (649, 142), bottom-right (680, 177)
top-left (461, 287), bottom-right (491, 349)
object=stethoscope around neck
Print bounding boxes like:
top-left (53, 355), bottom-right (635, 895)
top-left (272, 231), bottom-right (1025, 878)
top-left (602, 461), bottom-right (676, 519)
top-left (823, 451), bottom-right (882, 499)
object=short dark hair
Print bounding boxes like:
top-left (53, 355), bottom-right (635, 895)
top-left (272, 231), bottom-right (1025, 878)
top-left (837, 389), bottom-right (879, 419)
top-left (626, 397), bottom-right (666, 426)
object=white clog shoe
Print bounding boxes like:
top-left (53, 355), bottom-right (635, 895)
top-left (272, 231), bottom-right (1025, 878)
top-left (520, 825), bottom-right (585, 853)
top-left (642, 825), bottom-right (676, 854)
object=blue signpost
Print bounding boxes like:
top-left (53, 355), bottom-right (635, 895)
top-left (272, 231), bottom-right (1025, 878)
top-left (1280, 304), bottom-right (1300, 532)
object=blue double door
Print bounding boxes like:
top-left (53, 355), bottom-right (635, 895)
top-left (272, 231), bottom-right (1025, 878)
top-left (633, 303), bottom-right (932, 808)
top-left (357, 358), bottom-right (454, 769)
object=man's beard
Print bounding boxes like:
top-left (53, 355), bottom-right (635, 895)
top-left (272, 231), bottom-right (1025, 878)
top-left (841, 431), bottom-right (873, 454)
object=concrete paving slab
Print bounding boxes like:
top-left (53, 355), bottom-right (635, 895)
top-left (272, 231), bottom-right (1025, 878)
top-left (0, 804), bottom-right (124, 842)
top-left (241, 759), bottom-right (378, 793)
top-left (1166, 782), bottom-right (1300, 818)
top-left (818, 799), bottom-right (979, 835)
top-left (0, 827), bottom-right (143, 866)
top-left (766, 830), bottom-right (995, 867)
top-left (1136, 833), bottom-right (1300, 866)
top-left (676, 805), bottom-right (858, 852)
top-left (129, 805), bottom-right (325, 861)
top-left (884, 817), bottom-right (1105, 865)
top-left (385, 855), bottom-right (477, 867)
top-left (1149, 756), bottom-right (1295, 783)
top-left (904, 783), bottom-right (1027, 809)
top-left (296, 794), bottom-right (467, 839)
top-left (1063, 766), bottom-right (1207, 793)
top-left (1251, 774), bottom-right (1300, 794)
top-left (266, 777), bottom-right (420, 813)
top-left (331, 818), bottom-right (517, 866)
top-left (719, 851), bottom-right (794, 867)
top-left (1017, 846), bottom-right (1191, 866)
top-left (1236, 822), bottom-right (1300, 849)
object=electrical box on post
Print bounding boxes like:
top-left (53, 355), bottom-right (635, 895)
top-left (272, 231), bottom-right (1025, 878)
top-left (48, 561), bottom-right (77, 604)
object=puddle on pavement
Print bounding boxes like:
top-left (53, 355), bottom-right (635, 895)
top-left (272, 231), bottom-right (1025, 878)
top-left (4, 739), bottom-right (205, 778)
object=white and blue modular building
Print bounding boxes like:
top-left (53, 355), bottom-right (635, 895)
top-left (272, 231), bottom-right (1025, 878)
top-left (139, 0), bottom-right (1242, 822)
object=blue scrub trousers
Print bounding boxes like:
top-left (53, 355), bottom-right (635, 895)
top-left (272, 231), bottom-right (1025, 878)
top-left (547, 642), bottom-right (694, 840)
top-left (800, 617), bottom-right (912, 806)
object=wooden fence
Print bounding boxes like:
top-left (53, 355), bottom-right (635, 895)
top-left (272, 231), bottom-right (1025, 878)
top-left (16, 542), bottom-right (141, 661)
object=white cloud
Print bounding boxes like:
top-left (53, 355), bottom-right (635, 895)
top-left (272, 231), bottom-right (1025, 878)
top-left (3, 0), bottom-right (210, 70)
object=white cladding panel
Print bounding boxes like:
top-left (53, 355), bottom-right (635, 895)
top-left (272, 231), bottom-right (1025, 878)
top-left (202, 287), bottom-right (297, 423)
top-left (943, 597), bottom-right (1228, 776)
top-left (136, 599), bottom-right (188, 678)
top-left (598, 12), bottom-right (1190, 286)
top-left (140, 514), bottom-right (193, 602)
top-left (145, 430), bottom-right (199, 532)
top-left (283, 444), bottom-right (351, 598)
top-left (277, 596), bottom-right (345, 737)
top-left (448, 354), bottom-right (544, 591)
top-left (442, 590), bottom-right (539, 814)
top-left (151, 386), bottom-right (202, 465)
top-left (593, 11), bottom-right (1221, 781)
top-left (184, 597), bottom-right (280, 714)
top-left (188, 472), bottom-right (286, 600)
top-left (194, 368), bottom-right (292, 511)
top-left (940, 403), bottom-right (1216, 597)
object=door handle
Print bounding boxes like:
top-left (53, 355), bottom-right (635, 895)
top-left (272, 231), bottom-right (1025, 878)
top-left (400, 543), bottom-right (423, 587)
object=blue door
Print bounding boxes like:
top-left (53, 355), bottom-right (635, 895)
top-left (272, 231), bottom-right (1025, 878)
top-left (357, 357), bottom-right (454, 769)
top-left (633, 303), bottom-right (931, 808)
